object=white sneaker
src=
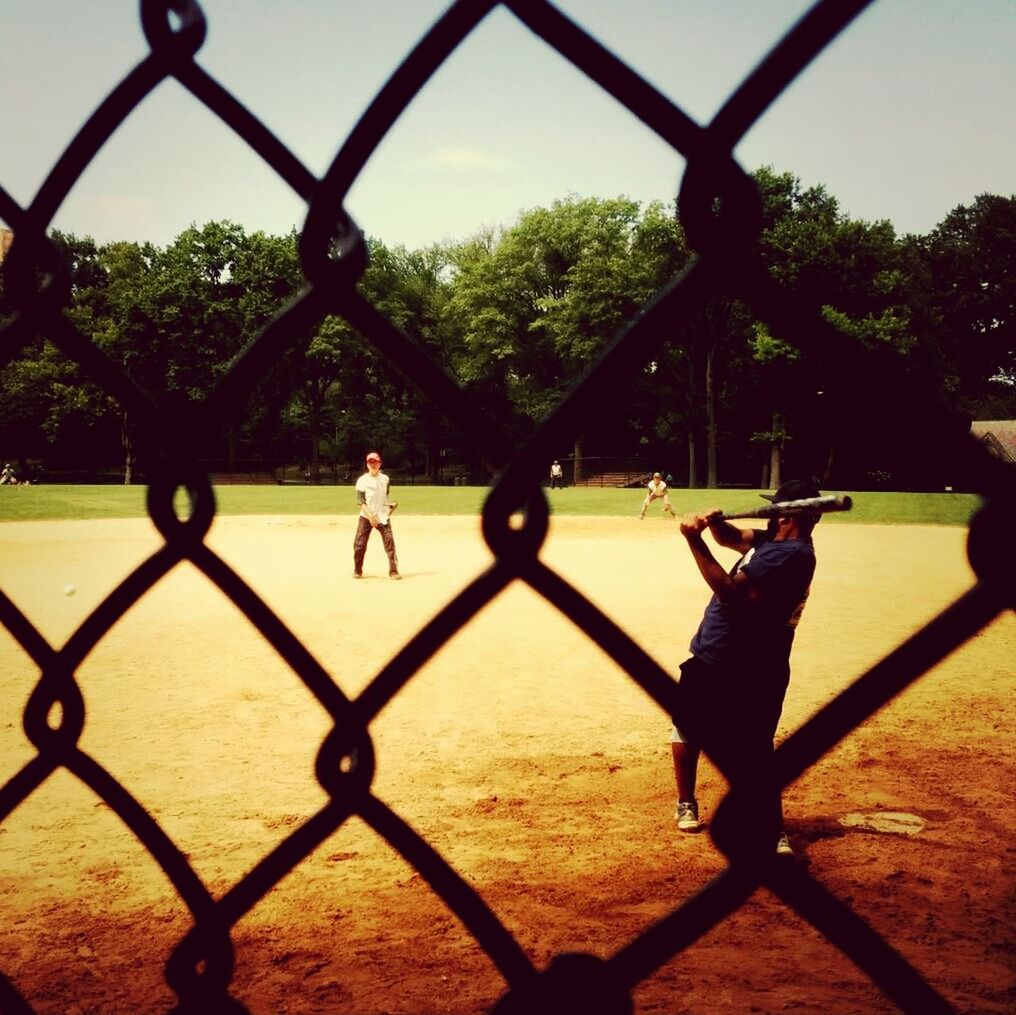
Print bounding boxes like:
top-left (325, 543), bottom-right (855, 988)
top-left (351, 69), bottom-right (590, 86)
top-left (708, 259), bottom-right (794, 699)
top-left (675, 800), bottom-right (702, 833)
top-left (775, 831), bottom-right (794, 857)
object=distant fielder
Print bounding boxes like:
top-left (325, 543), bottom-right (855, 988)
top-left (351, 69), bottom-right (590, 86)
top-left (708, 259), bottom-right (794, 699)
top-left (353, 451), bottom-right (401, 580)
top-left (638, 472), bottom-right (677, 519)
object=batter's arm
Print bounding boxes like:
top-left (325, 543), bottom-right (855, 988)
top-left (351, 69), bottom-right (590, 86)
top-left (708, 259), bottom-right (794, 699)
top-left (705, 510), bottom-right (758, 553)
top-left (680, 513), bottom-right (757, 604)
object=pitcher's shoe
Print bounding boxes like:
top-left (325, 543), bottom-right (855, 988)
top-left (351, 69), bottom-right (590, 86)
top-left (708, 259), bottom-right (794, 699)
top-left (775, 831), bottom-right (794, 857)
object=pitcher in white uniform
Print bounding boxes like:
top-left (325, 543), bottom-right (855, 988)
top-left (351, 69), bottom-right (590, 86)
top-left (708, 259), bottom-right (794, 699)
top-left (353, 451), bottom-right (400, 579)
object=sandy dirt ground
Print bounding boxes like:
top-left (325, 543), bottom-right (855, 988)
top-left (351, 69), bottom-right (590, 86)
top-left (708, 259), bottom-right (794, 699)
top-left (0, 511), bottom-right (1013, 1014)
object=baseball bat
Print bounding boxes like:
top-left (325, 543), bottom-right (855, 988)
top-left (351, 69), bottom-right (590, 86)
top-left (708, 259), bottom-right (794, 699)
top-left (714, 494), bottom-right (852, 521)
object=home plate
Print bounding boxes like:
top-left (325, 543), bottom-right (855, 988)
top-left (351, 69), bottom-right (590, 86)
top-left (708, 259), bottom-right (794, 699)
top-left (838, 812), bottom-right (926, 836)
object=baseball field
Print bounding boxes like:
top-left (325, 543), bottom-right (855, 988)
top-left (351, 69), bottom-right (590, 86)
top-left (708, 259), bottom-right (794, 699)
top-left (0, 489), bottom-right (1013, 1013)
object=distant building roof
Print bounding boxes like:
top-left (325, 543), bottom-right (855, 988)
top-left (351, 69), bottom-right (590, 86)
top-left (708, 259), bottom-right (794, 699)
top-left (970, 420), bottom-right (1016, 463)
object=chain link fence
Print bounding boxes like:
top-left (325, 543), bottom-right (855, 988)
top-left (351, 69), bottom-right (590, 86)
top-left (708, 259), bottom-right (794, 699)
top-left (1, 1), bottom-right (1013, 1012)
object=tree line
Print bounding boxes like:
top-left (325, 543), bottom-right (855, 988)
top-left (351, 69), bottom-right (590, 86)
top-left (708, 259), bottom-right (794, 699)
top-left (1, 167), bottom-right (1013, 488)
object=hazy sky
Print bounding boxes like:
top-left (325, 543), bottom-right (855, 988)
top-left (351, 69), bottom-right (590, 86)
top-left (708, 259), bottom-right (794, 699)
top-left (3, 0), bottom-right (1014, 251)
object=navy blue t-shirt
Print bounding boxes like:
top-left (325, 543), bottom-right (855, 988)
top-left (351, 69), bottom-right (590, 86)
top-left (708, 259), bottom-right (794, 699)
top-left (689, 536), bottom-right (816, 671)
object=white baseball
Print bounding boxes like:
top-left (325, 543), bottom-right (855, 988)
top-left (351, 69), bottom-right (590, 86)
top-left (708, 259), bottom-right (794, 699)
top-left (63, 584), bottom-right (76, 597)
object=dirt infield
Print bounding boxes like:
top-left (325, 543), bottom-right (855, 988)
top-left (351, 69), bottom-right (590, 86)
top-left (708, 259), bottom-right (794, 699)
top-left (1, 514), bottom-right (1013, 1014)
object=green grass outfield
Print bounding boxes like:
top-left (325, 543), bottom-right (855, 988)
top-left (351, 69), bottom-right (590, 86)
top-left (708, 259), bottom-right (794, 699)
top-left (0, 484), bottom-right (982, 526)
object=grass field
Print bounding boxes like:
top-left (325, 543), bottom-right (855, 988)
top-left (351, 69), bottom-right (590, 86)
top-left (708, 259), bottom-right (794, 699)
top-left (0, 483), bottom-right (982, 525)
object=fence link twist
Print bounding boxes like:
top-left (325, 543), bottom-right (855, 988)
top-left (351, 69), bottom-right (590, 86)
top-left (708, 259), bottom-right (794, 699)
top-left (1, 0), bottom-right (1013, 1012)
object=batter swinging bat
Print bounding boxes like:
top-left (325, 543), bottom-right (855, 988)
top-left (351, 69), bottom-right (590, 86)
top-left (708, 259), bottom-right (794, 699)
top-left (714, 494), bottom-right (852, 521)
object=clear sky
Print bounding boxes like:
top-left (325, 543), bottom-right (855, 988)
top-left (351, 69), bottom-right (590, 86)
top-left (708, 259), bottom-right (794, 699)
top-left (2, 0), bottom-right (1014, 251)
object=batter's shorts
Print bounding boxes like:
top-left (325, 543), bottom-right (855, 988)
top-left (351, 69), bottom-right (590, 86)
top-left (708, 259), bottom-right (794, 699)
top-left (669, 655), bottom-right (789, 753)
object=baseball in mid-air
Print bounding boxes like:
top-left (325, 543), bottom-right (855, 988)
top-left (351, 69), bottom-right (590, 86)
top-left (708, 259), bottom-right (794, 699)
top-left (63, 584), bottom-right (76, 597)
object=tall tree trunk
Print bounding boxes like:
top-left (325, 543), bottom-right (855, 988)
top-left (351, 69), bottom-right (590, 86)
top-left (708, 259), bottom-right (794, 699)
top-left (308, 380), bottom-right (323, 483)
top-left (426, 429), bottom-right (442, 483)
top-left (769, 409), bottom-right (783, 491)
top-left (684, 344), bottom-right (698, 488)
top-left (309, 432), bottom-right (320, 483)
top-left (769, 443), bottom-right (782, 491)
top-left (705, 344), bottom-right (718, 489)
top-left (573, 435), bottom-right (583, 486)
top-left (121, 412), bottom-right (134, 486)
top-left (406, 431), bottom-right (416, 485)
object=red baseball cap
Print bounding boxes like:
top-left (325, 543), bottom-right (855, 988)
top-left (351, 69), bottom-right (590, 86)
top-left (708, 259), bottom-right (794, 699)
top-left (365, 451), bottom-right (381, 463)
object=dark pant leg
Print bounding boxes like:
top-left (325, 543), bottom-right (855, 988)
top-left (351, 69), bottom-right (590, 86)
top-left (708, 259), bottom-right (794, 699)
top-left (378, 522), bottom-right (398, 574)
top-left (673, 657), bottom-right (786, 843)
top-left (723, 670), bottom-right (790, 842)
top-left (353, 516), bottom-right (372, 573)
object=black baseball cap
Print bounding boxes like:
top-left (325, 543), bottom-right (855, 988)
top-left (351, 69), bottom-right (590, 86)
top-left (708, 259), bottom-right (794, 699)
top-left (760, 478), bottom-right (820, 503)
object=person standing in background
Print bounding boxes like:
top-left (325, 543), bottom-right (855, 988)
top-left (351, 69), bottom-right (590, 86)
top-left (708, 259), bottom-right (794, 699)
top-left (353, 451), bottom-right (400, 580)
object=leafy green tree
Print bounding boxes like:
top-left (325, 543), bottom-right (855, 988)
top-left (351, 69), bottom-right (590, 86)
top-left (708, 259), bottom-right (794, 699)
top-left (0, 231), bottom-right (124, 478)
top-left (227, 228), bottom-right (308, 469)
top-left (100, 221), bottom-right (297, 479)
top-left (923, 194), bottom-right (1016, 415)
top-left (356, 239), bottom-right (454, 481)
top-left (88, 238), bottom-right (157, 481)
top-left (654, 168), bottom-right (813, 490)
top-left (747, 171), bottom-right (929, 487)
top-left (3, 181), bottom-right (1012, 494)
top-left (444, 196), bottom-right (688, 478)
top-left (281, 313), bottom-right (359, 482)
top-left (139, 221), bottom-right (248, 405)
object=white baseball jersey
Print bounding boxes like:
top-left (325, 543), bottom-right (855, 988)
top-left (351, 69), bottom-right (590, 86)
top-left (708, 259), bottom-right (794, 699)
top-left (356, 470), bottom-right (394, 525)
top-left (647, 479), bottom-right (668, 496)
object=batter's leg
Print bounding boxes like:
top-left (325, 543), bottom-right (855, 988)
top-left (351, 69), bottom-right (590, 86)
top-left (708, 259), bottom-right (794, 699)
top-left (672, 741), bottom-right (699, 802)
